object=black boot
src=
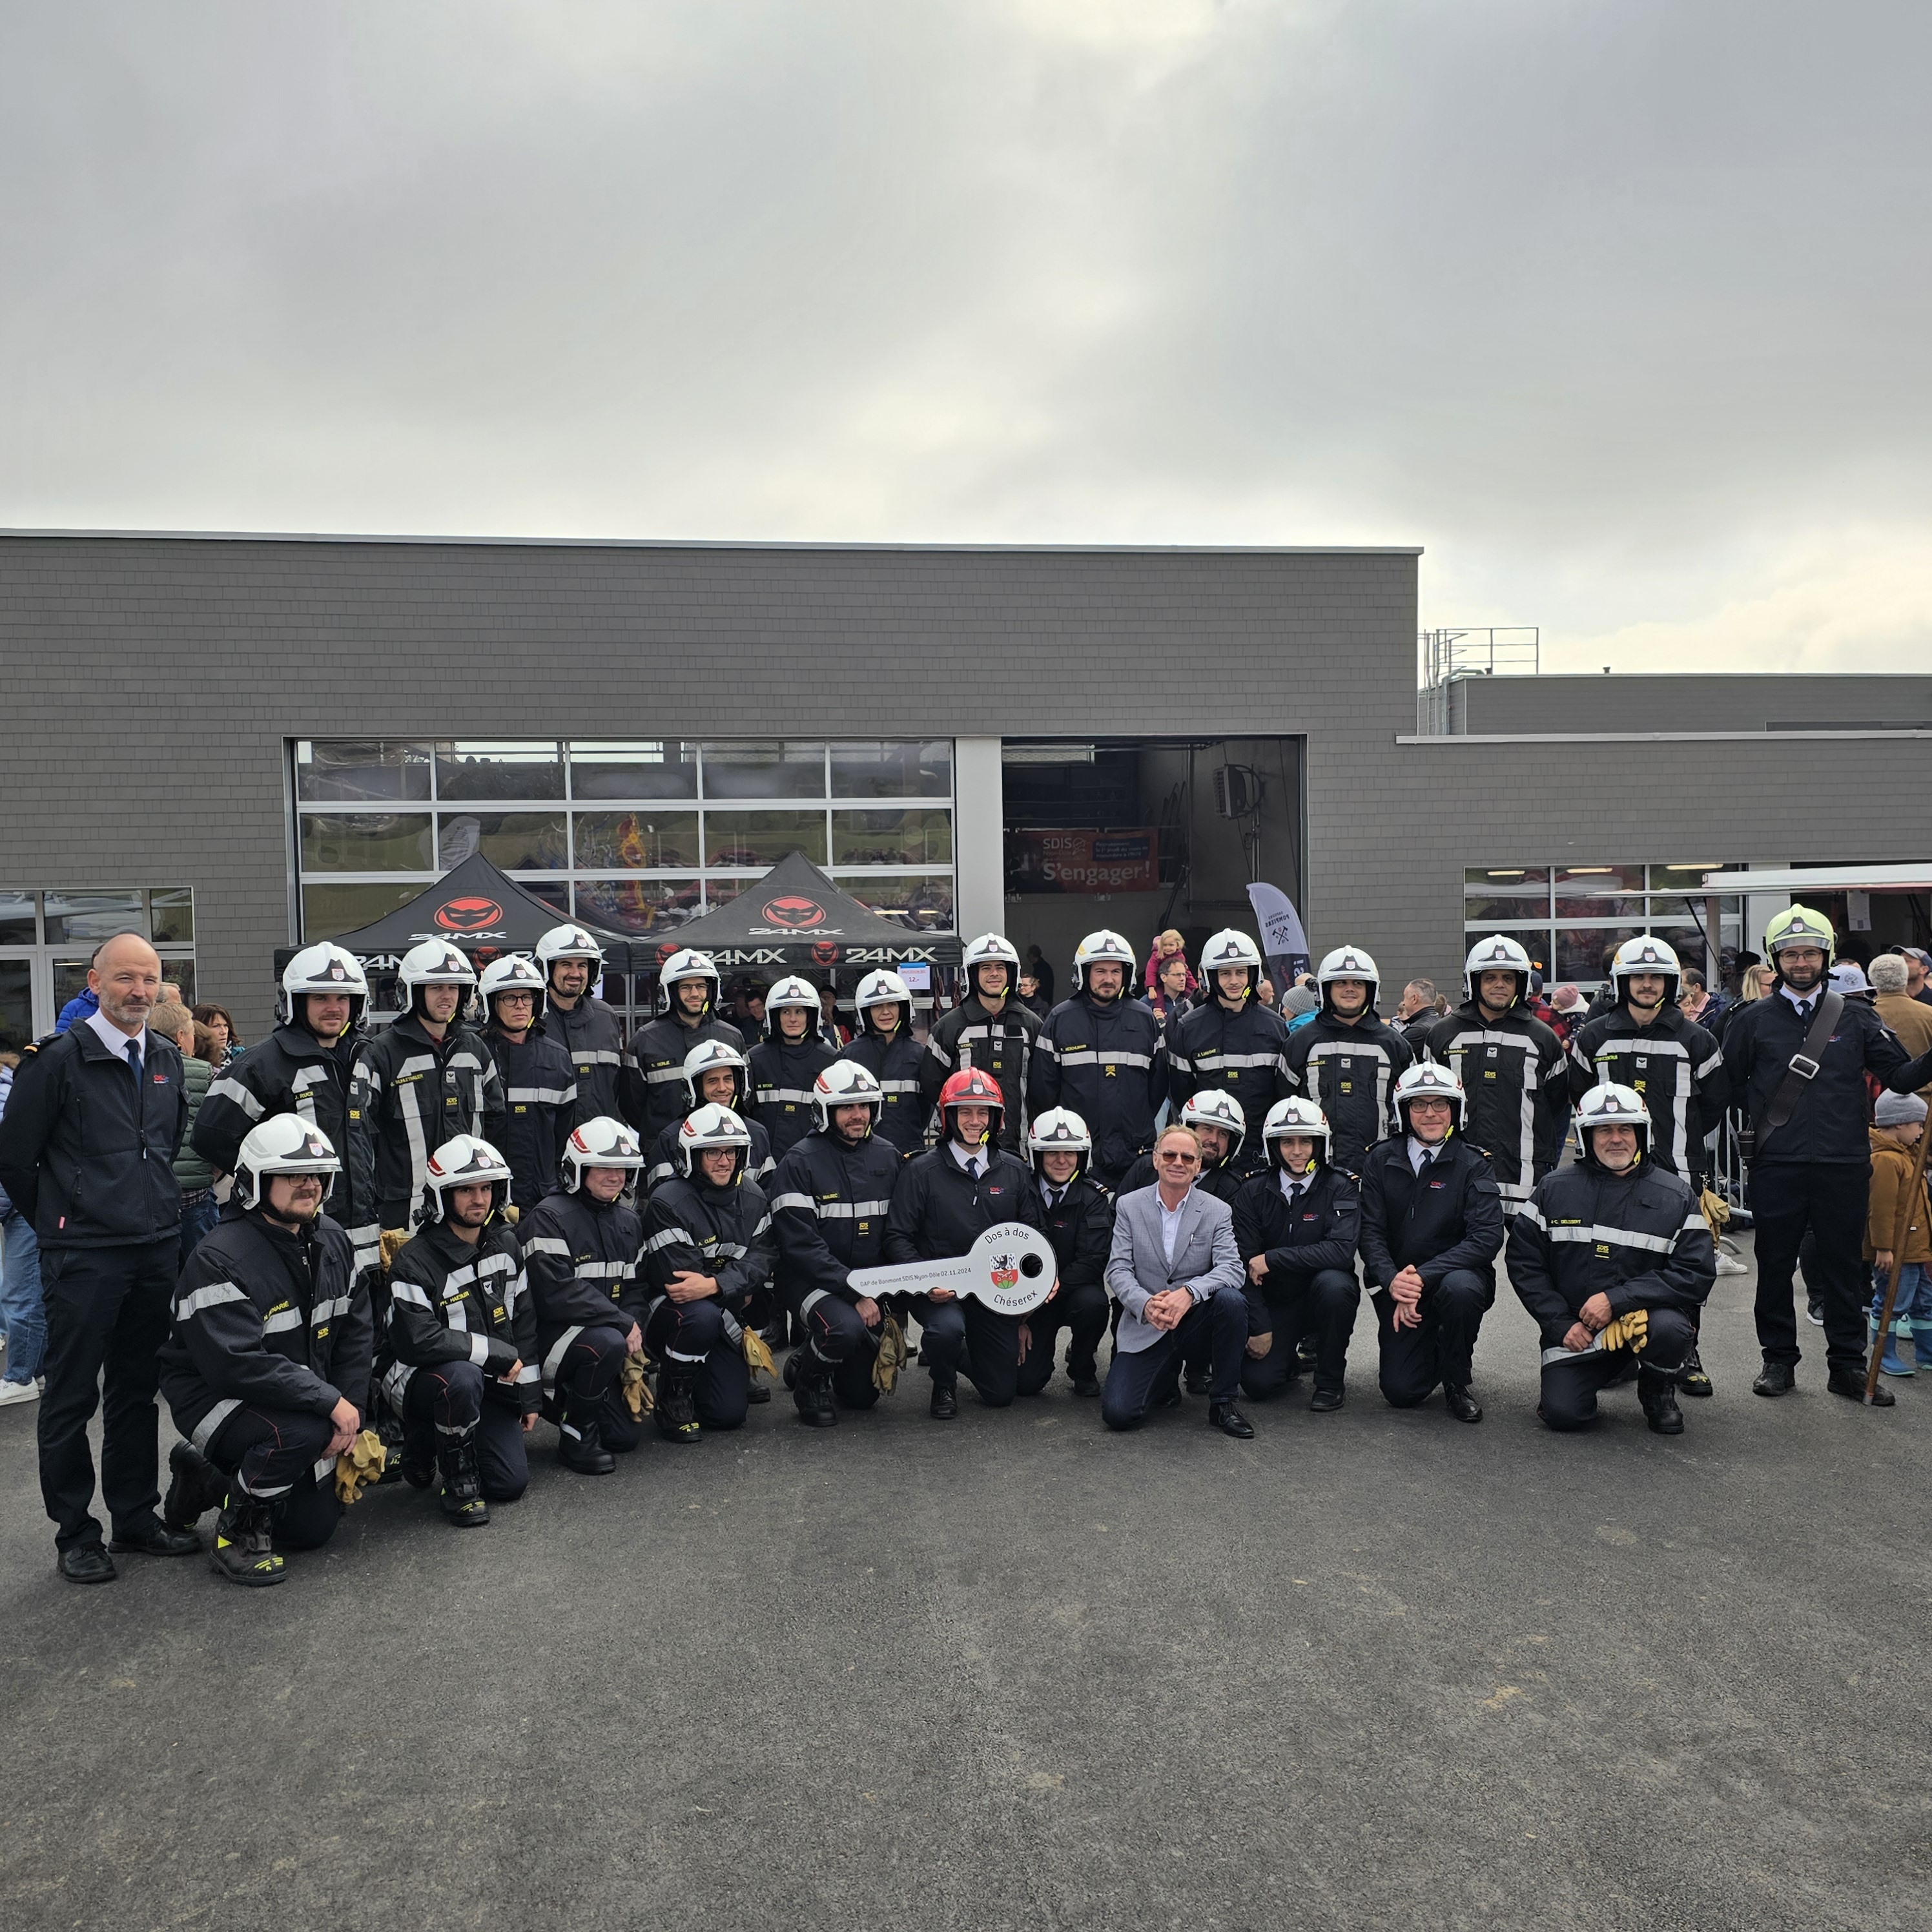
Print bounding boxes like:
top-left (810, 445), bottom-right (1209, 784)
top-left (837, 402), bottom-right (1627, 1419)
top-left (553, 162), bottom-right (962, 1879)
top-left (1443, 1382), bottom-right (1483, 1424)
top-left (929, 1377), bottom-right (958, 1420)
top-left (438, 1434), bottom-right (490, 1526)
top-left (209, 1494), bottom-right (286, 1587)
top-left (1639, 1371), bottom-right (1684, 1435)
top-left (1183, 1365), bottom-right (1211, 1396)
top-left (1752, 1359), bottom-right (1796, 1397)
top-left (783, 1350), bottom-right (803, 1390)
top-left (399, 1433), bottom-right (435, 1490)
top-left (162, 1440), bottom-right (227, 1532)
top-left (1680, 1348), bottom-right (1714, 1398)
top-left (794, 1361), bottom-right (838, 1428)
top-left (559, 1403), bottom-right (615, 1475)
top-left (1829, 1366), bottom-right (1895, 1406)
top-left (657, 1368), bottom-right (702, 1443)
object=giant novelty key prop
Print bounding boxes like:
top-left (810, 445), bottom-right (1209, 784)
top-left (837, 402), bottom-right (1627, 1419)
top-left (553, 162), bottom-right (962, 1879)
top-left (847, 1222), bottom-right (1056, 1317)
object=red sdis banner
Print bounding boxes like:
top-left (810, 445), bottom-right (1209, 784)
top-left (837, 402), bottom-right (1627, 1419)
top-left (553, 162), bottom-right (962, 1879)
top-left (1007, 828), bottom-right (1159, 895)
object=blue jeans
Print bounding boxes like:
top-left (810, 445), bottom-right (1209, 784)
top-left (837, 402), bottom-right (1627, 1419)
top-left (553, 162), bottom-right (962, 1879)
top-left (1870, 1262), bottom-right (1932, 1329)
top-left (1, 1211), bottom-right (46, 1384)
top-left (178, 1193), bottom-right (220, 1273)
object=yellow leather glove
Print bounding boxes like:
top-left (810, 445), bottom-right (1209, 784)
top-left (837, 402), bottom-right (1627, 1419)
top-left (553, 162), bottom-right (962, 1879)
top-left (334, 1429), bottom-right (388, 1505)
top-left (872, 1311), bottom-right (909, 1395)
top-left (1597, 1309), bottom-right (1649, 1355)
top-left (503, 1204), bottom-right (520, 1226)
top-left (1698, 1187), bottom-right (1730, 1238)
top-left (620, 1351), bottom-right (654, 1420)
top-left (378, 1228), bottom-right (409, 1271)
top-left (742, 1326), bottom-right (777, 1382)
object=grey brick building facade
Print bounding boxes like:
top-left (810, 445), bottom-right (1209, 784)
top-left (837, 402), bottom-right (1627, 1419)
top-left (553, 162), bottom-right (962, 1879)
top-left (3, 530), bottom-right (1927, 1042)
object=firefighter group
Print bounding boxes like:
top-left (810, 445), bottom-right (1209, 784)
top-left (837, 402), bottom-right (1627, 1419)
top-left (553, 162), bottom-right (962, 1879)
top-left (2, 901), bottom-right (1925, 1588)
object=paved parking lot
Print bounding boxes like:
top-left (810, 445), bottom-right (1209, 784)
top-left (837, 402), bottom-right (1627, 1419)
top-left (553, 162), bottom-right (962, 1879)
top-left (3, 1235), bottom-right (1929, 1931)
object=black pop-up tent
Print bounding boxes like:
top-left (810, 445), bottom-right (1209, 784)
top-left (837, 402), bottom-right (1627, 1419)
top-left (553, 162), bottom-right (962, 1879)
top-left (635, 850), bottom-right (960, 973)
top-left (276, 854), bottom-right (630, 983)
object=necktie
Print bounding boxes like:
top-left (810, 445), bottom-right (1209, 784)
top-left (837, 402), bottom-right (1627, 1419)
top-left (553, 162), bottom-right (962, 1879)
top-left (127, 1040), bottom-right (144, 1089)
top-left (968, 1158), bottom-right (981, 1182)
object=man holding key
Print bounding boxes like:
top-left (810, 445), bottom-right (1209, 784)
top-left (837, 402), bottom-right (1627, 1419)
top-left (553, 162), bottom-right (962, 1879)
top-left (881, 1067), bottom-right (1053, 1419)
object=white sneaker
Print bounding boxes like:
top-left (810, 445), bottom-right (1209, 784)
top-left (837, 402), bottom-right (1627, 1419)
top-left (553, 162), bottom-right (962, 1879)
top-left (0, 1379), bottom-right (40, 1406)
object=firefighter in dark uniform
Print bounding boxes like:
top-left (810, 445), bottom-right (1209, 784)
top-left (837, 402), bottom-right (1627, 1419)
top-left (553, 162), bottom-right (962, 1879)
top-left (477, 953), bottom-right (577, 1218)
top-left (645, 1040), bottom-right (775, 1198)
top-left (920, 933), bottom-right (1041, 1155)
top-left (630, 947), bottom-right (746, 1147)
top-left (534, 923), bottom-right (636, 1129)
top-left (156, 1116), bottom-right (373, 1586)
top-left (1016, 1108), bottom-right (1113, 1399)
top-left (845, 970), bottom-right (929, 1158)
top-left (1115, 1090), bottom-right (1248, 1205)
top-left (1566, 934), bottom-right (1729, 1396)
top-left (746, 974), bottom-right (837, 1166)
top-left (1282, 945), bottom-right (1413, 1176)
top-left (0, 931), bottom-right (199, 1583)
top-left (1722, 904), bottom-right (1932, 1404)
top-left (884, 1067), bottom-right (1054, 1418)
top-left (381, 1135), bottom-right (537, 1523)
top-left (640, 1103), bottom-right (776, 1442)
top-left (1233, 1097), bottom-right (1362, 1412)
top-left (518, 1117), bottom-right (650, 1473)
top-left (1031, 930), bottom-right (1166, 1189)
top-left (1166, 929), bottom-right (1293, 1182)
top-left (346, 939), bottom-right (505, 1269)
top-left (1508, 1084), bottom-right (1716, 1435)
top-left (192, 940), bottom-right (370, 1268)
top-left (1357, 1062), bottom-right (1505, 1423)
top-left (1421, 934), bottom-right (1567, 1220)
top-left (771, 1061), bottom-right (901, 1426)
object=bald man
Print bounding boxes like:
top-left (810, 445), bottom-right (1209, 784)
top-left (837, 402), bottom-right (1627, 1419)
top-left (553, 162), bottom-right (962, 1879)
top-left (0, 933), bottom-right (201, 1582)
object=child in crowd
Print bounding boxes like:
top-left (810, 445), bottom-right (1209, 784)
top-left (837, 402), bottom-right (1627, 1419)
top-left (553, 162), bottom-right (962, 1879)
top-left (1865, 1090), bottom-right (1932, 1376)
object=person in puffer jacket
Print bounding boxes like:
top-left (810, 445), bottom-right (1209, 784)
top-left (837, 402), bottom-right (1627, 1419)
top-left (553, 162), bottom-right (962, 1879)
top-left (1507, 1083), bottom-right (1714, 1437)
top-left (640, 1104), bottom-right (776, 1443)
top-left (380, 1135), bottom-right (537, 1525)
top-left (517, 1118), bottom-right (650, 1475)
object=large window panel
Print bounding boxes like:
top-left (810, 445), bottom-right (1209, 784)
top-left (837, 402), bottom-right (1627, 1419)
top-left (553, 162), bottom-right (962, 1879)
top-left (573, 812), bottom-right (702, 870)
top-left (1464, 867), bottom-right (1551, 925)
top-left (830, 740), bottom-right (952, 799)
top-left (0, 960), bottom-right (31, 1050)
top-left (300, 814), bottom-right (435, 874)
top-left (150, 888), bottom-right (194, 944)
top-left (302, 881), bottom-right (424, 939)
top-left (574, 877), bottom-right (704, 934)
top-left (297, 739), bottom-right (433, 803)
top-left (0, 891), bottom-right (37, 945)
top-left (1554, 865), bottom-right (1645, 918)
top-left (435, 741), bottom-right (564, 801)
top-left (831, 809), bottom-right (952, 868)
top-left (437, 812), bottom-right (568, 870)
top-left (44, 889), bottom-right (147, 944)
top-left (570, 741), bottom-right (699, 801)
top-left (704, 810), bottom-right (827, 868)
top-left (1552, 925), bottom-right (1647, 982)
top-left (834, 872), bottom-right (956, 931)
top-left (702, 742), bottom-right (827, 800)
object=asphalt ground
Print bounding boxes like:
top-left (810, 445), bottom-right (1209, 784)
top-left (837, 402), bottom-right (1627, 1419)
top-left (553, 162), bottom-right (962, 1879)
top-left (2, 1233), bottom-right (1929, 1932)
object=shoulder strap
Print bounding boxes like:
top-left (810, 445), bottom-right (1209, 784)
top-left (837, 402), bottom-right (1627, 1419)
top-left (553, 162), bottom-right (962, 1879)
top-left (1756, 991), bottom-right (1844, 1153)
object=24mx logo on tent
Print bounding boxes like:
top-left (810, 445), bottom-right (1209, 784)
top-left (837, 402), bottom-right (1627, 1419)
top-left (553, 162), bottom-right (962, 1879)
top-left (435, 897), bottom-right (506, 933)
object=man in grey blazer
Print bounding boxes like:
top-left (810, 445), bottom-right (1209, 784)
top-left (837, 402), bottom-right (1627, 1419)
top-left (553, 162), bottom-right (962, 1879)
top-left (1102, 1124), bottom-right (1255, 1437)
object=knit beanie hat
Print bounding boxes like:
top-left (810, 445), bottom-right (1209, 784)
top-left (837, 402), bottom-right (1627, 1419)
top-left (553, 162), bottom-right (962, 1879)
top-left (1875, 1091), bottom-right (1927, 1127)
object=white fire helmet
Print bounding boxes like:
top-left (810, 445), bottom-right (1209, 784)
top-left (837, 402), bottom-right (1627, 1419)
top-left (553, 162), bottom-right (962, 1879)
top-left (1072, 930), bottom-right (1136, 996)
top-left (764, 974), bottom-right (822, 1036)
top-left (1392, 1060), bottom-right (1466, 1131)
top-left (1463, 934), bottom-right (1534, 1007)
top-left (1316, 945), bottom-right (1380, 1016)
top-left (397, 940), bottom-right (477, 1018)
top-left (682, 1038), bottom-right (749, 1109)
top-left (233, 1115), bottom-right (341, 1213)
top-left (419, 1134), bottom-right (513, 1224)
top-left (811, 1058), bottom-right (885, 1134)
top-left (655, 948), bottom-right (721, 1015)
top-left (1575, 1082), bottom-right (1650, 1166)
top-left (1608, 935), bottom-right (1681, 1005)
top-left (1262, 1096), bottom-right (1332, 1171)
top-left (1028, 1106), bottom-right (1093, 1174)
top-left (855, 969), bottom-right (913, 1031)
top-left (478, 952), bottom-right (548, 1022)
top-left (676, 1102), bottom-right (752, 1181)
top-left (961, 932), bottom-right (1021, 997)
top-left (536, 923), bottom-right (606, 974)
top-left (1199, 930), bottom-right (1264, 994)
top-left (559, 1116), bottom-right (644, 1198)
top-left (277, 942), bottom-right (369, 1030)
top-left (1180, 1089), bottom-right (1247, 1161)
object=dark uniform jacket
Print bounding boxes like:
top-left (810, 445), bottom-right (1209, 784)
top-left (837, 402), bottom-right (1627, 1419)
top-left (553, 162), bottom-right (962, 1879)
top-left (642, 1175), bottom-right (776, 1324)
top-left (630, 1013), bottom-right (746, 1146)
top-left (481, 1022), bottom-right (577, 1214)
top-left (1031, 992), bottom-right (1166, 1182)
top-left (1566, 1005), bottom-right (1728, 1183)
top-left (1164, 996), bottom-right (1294, 1178)
top-left (518, 1189), bottom-right (648, 1388)
top-left (1357, 1136), bottom-right (1505, 1297)
top-left (1034, 1172), bottom-right (1114, 1295)
top-left (542, 996), bottom-right (635, 1129)
top-left (1117, 1149), bottom-right (1245, 1207)
top-left (769, 1129), bottom-right (904, 1313)
top-left (845, 1027), bottom-right (929, 1156)
top-left (192, 1020), bottom-right (360, 1227)
top-left (1282, 1013), bottom-right (1413, 1175)
top-left (382, 1217), bottom-right (538, 1417)
top-left (1232, 1162), bottom-right (1361, 1324)
top-left (159, 1204), bottom-right (373, 1447)
top-left (919, 995), bottom-right (1042, 1153)
top-left (1419, 1003), bottom-right (1567, 1213)
top-left (0, 1022), bottom-right (187, 1249)
top-left (883, 1144), bottom-right (1047, 1269)
top-left (1507, 1161), bottom-right (1716, 1348)
top-left (747, 1034), bottom-right (837, 1166)
top-left (646, 1114), bottom-right (774, 1198)
top-left (1721, 991), bottom-right (1932, 1167)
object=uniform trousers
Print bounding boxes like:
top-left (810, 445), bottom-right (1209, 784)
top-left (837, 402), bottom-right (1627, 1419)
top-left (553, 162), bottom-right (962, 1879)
top-left (916, 1294), bottom-right (1025, 1408)
top-left (1538, 1308), bottom-right (1694, 1430)
top-left (205, 1404), bottom-right (343, 1548)
top-left (1750, 1160), bottom-right (1870, 1373)
top-left (643, 1296), bottom-right (749, 1429)
top-left (1372, 1268), bottom-right (1490, 1406)
top-left (1240, 1268), bottom-right (1359, 1400)
top-left (1015, 1279), bottom-right (1108, 1395)
top-left (548, 1322), bottom-right (644, 1452)
top-left (400, 1361), bottom-right (529, 1499)
top-left (796, 1291), bottom-right (882, 1411)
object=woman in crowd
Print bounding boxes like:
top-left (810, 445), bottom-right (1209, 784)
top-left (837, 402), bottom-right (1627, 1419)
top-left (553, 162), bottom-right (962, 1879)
top-left (192, 1002), bottom-right (242, 1067)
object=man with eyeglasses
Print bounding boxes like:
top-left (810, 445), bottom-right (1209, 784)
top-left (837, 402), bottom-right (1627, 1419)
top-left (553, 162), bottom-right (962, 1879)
top-left (1101, 1124), bottom-right (1251, 1437)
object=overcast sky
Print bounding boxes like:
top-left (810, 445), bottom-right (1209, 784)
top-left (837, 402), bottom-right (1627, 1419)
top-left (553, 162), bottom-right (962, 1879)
top-left (4, 3), bottom-right (1926, 674)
